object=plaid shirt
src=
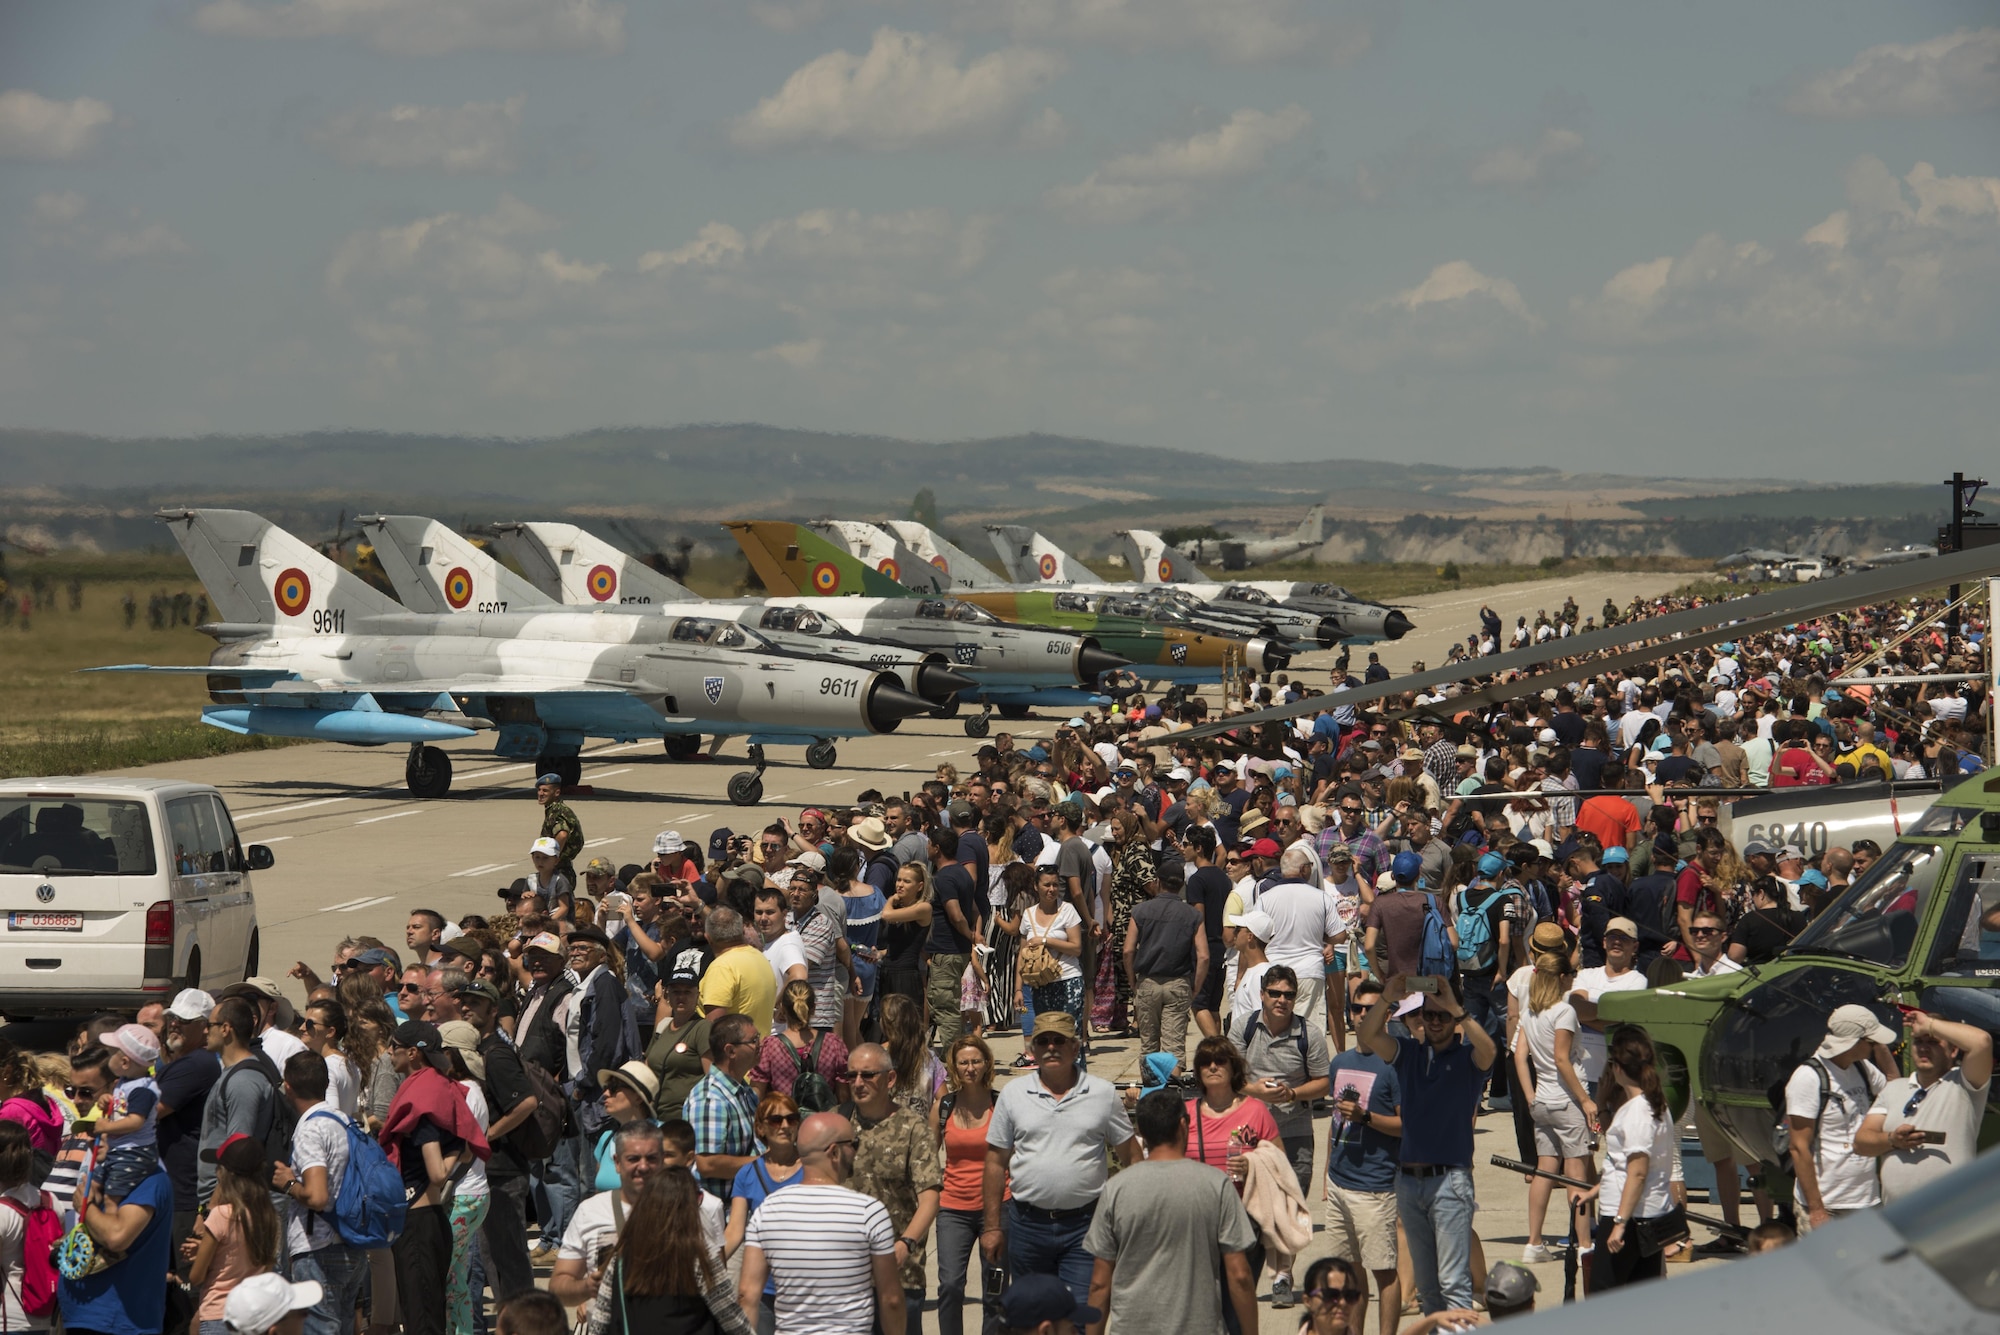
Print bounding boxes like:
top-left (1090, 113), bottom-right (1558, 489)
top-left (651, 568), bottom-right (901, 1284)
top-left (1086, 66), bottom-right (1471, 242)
top-left (684, 1067), bottom-right (758, 1195)
top-left (1423, 739), bottom-right (1459, 795)
top-left (1325, 826), bottom-right (1387, 887)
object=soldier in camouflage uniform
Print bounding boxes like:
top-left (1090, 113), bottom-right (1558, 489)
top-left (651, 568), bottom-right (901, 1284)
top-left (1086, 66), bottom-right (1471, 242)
top-left (536, 771), bottom-right (584, 885)
top-left (841, 1042), bottom-right (942, 1325)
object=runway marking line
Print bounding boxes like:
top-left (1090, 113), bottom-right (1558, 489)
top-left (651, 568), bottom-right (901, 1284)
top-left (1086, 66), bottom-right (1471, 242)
top-left (236, 796), bottom-right (356, 823)
top-left (582, 837), bottom-right (622, 847)
top-left (355, 810), bottom-right (421, 826)
top-left (331, 896), bottom-right (396, 913)
top-left (451, 863), bottom-right (512, 878)
top-left (589, 768), bottom-right (631, 781)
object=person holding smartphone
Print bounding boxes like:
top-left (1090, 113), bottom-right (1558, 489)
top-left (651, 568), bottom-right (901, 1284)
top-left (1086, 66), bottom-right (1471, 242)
top-left (1855, 1010), bottom-right (1992, 1204)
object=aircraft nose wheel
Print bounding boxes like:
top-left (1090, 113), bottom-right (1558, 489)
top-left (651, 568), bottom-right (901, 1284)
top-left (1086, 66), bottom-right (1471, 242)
top-left (728, 744), bottom-right (769, 806)
top-left (964, 709), bottom-right (992, 738)
top-left (406, 744), bottom-right (453, 798)
top-left (806, 740), bottom-right (838, 770)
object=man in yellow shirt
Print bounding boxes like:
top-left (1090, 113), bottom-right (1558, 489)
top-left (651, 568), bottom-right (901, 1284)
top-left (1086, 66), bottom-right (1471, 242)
top-left (696, 906), bottom-right (776, 1036)
top-left (1837, 720), bottom-right (1892, 781)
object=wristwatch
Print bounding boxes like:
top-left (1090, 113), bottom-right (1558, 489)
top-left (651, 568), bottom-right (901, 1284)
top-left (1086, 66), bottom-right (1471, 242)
top-left (899, 1236), bottom-right (923, 1251)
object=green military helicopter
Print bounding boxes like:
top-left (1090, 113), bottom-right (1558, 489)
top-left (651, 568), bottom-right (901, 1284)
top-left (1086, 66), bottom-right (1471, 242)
top-left (1603, 770), bottom-right (2000, 1170)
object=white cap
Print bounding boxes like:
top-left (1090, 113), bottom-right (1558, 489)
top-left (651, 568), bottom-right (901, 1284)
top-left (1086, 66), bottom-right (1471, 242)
top-left (1167, 766), bottom-right (1193, 782)
top-left (530, 837), bottom-right (561, 857)
top-left (1376, 871), bottom-right (1398, 891)
top-left (1777, 844), bottom-right (1806, 862)
top-left (438, 921), bottom-right (465, 944)
top-left (1538, 727), bottom-right (1559, 743)
top-left (786, 849), bottom-right (826, 872)
top-left (109, 1023), bottom-right (160, 1068)
top-left (224, 1273), bottom-right (324, 1334)
top-left (168, 988), bottom-right (216, 1021)
top-left (654, 830), bottom-right (686, 856)
top-left (1066, 717), bottom-right (1087, 727)
top-left (1234, 909), bottom-right (1275, 942)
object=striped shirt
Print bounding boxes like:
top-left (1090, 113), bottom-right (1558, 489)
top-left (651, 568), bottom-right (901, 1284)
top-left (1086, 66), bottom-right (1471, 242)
top-left (745, 1184), bottom-right (895, 1335)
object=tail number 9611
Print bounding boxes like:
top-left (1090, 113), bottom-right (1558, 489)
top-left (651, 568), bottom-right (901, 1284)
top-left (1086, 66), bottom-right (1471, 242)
top-left (820, 677), bottom-right (860, 698)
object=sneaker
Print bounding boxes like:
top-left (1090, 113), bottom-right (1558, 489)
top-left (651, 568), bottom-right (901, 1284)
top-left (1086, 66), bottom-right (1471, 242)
top-left (1519, 1243), bottom-right (1554, 1265)
top-left (1269, 1276), bottom-right (1295, 1309)
top-left (529, 1243), bottom-right (556, 1265)
top-left (1692, 1235), bottom-right (1746, 1259)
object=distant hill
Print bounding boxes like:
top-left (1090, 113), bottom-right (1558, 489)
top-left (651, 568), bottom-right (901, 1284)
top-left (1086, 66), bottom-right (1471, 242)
top-left (0, 424), bottom-right (1949, 558)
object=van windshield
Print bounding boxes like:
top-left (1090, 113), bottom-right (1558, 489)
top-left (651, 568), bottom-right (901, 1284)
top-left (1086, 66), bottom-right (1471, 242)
top-left (0, 798), bottom-right (158, 876)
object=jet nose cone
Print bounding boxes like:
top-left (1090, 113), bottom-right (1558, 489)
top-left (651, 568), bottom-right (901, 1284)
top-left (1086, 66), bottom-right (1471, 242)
top-left (1383, 610), bottom-right (1415, 641)
top-left (865, 679), bottom-right (937, 733)
top-left (915, 662), bottom-right (979, 703)
top-left (1076, 643), bottom-right (1131, 683)
top-left (1248, 637), bottom-right (1290, 674)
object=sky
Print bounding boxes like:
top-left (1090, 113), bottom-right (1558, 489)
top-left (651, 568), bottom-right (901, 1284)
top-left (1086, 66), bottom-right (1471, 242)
top-left (1, 0), bottom-right (1997, 477)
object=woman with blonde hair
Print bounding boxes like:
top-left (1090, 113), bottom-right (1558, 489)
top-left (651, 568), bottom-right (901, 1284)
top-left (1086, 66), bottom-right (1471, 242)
top-left (878, 861), bottom-right (934, 1006)
top-left (749, 980), bottom-right (849, 1108)
top-left (1512, 939), bottom-right (1594, 1264)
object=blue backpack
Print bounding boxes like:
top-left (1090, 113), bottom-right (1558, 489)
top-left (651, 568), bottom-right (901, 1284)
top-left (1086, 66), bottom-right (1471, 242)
top-left (1419, 893), bottom-right (1458, 980)
top-left (1455, 884), bottom-right (1518, 973)
top-left (306, 1111), bottom-right (407, 1249)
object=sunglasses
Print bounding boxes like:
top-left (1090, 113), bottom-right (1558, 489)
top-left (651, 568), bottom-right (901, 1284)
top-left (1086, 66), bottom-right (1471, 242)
top-left (1263, 989), bottom-right (1296, 1001)
top-left (66, 1084), bottom-right (102, 1101)
top-left (1030, 1033), bottom-right (1071, 1049)
top-left (1350, 1002), bottom-right (1372, 1013)
top-left (1689, 926), bottom-right (1722, 937)
top-left (1309, 1288), bottom-right (1365, 1304)
top-left (1420, 1010), bottom-right (1456, 1022)
top-left (764, 1112), bottom-right (802, 1126)
top-left (1196, 1055), bottom-right (1231, 1069)
top-left (399, 983), bottom-right (423, 993)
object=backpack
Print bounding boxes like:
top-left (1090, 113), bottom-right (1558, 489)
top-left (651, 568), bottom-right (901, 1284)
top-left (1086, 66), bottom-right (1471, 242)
top-left (507, 1049), bottom-right (569, 1161)
top-left (1419, 894), bottom-right (1458, 980)
top-left (305, 1110), bottom-right (407, 1249)
top-left (0, 1191), bottom-right (58, 1317)
top-left (222, 1055), bottom-right (297, 1167)
top-left (1236, 1013), bottom-right (1310, 1068)
top-left (793, 1033), bottom-right (838, 1114)
top-left (1454, 884), bottom-right (1517, 974)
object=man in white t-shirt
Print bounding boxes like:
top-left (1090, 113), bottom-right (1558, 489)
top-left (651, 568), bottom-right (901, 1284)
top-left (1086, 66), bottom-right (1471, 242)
top-left (552, 1122), bottom-right (665, 1304)
top-left (270, 1052), bottom-right (361, 1335)
top-left (741, 1112), bottom-right (903, 1335)
top-left (1787, 1005), bottom-right (1897, 1231)
top-left (754, 888), bottom-right (809, 995)
top-left (1256, 849), bottom-right (1342, 1033)
top-left (1225, 910), bottom-right (1275, 1032)
top-left (1857, 1010), bottom-right (1992, 1203)
top-left (1568, 919), bottom-right (1648, 1087)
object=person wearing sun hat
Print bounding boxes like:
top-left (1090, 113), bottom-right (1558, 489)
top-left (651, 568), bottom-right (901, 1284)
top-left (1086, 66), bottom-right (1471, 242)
top-left (1787, 1004), bottom-right (1898, 1230)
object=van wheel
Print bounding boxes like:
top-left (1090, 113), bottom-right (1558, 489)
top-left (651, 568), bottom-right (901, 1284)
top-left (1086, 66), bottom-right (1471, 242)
top-left (184, 950), bottom-right (202, 993)
top-left (244, 930), bottom-right (259, 978)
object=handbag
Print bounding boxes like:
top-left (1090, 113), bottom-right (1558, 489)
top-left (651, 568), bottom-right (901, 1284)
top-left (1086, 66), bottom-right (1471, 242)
top-left (1017, 932), bottom-right (1063, 989)
top-left (1630, 1204), bottom-right (1689, 1257)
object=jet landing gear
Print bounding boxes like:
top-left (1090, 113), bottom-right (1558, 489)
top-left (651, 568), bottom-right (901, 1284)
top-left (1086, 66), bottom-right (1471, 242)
top-left (406, 744), bottom-right (453, 799)
top-left (965, 706), bottom-right (993, 738)
top-left (805, 740), bottom-right (838, 770)
top-left (728, 745), bottom-right (768, 807)
top-left (664, 734), bottom-right (702, 761)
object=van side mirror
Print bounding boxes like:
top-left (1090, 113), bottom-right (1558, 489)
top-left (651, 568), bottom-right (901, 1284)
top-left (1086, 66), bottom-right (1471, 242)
top-left (246, 844), bottom-right (276, 871)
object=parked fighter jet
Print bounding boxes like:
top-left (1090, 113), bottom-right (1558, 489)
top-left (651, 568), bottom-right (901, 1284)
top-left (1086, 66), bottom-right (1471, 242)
top-left (725, 521), bottom-right (1129, 735)
top-left (805, 521), bottom-right (953, 595)
top-left (91, 511), bottom-right (934, 805)
top-left (877, 521), bottom-right (1008, 591)
top-left (1172, 504), bottom-right (1326, 570)
top-left (360, 516), bottom-right (979, 759)
top-left (1119, 528), bottom-right (1413, 644)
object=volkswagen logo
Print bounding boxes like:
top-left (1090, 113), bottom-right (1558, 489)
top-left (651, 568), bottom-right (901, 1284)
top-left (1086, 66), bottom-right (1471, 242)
top-left (35, 883), bottom-right (54, 904)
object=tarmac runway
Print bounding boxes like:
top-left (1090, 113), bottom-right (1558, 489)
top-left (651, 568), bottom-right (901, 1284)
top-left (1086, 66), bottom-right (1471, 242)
top-left (51, 568), bottom-right (1725, 1326)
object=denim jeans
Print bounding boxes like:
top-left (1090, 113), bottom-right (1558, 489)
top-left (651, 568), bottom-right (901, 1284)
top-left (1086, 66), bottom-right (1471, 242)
top-left (935, 1207), bottom-right (1005, 1335)
top-left (1395, 1168), bottom-right (1476, 1314)
top-left (535, 1127), bottom-right (588, 1247)
top-left (1005, 1200), bottom-right (1096, 1307)
top-left (1461, 973), bottom-right (1509, 1098)
top-left (290, 1240), bottom-right (368, 1335)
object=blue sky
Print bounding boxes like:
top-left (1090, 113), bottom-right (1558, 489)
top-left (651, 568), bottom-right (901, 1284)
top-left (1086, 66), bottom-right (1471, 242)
top-left (2, 0), bottom-right (1996, 476)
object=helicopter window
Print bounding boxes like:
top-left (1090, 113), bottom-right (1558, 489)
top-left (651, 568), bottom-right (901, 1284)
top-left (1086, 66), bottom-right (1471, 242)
top-left (915, 600), bottom-right (953, 620)
top-left (1926, 854), bottom-right (2000, 976)
top-left (1052, 593), bottom-right (1092, 613)
top-left (1883, 1145), bottom-right (2000, 1312)
top-left (1787, 842), bottom-right (1945, 970)
top-left (1909, 803), bottom-right (1976, 836)
top-left (669, 619), bottom-right (717, 644)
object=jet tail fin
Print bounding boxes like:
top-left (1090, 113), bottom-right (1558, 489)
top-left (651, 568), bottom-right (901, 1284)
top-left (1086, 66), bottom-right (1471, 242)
top-left (1118, 529), bottom-right (1216, 585)
top-left (879, 521), bottom-right (1005, 590)
top-left (724, 522), bottom-right (914, 598)
top-left (807, 521), bottom-right (949, 594)
top-left (492, 522), bottom-right (699, 605)
top-left (156, 508), bottom-right (403, 627)
top-left (984, 526), bottom-right (1096, 584)
top-left (358, 515), bottom-right (551, 614)
top-left (1296, 504), bottom-right (1327, 545)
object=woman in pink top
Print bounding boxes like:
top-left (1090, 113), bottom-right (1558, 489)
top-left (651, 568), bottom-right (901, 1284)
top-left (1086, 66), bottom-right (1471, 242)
top-left (0, 1045), bottom-right (60, 1156)
top-left (1186, 1035), bottom-right (1280, 1190)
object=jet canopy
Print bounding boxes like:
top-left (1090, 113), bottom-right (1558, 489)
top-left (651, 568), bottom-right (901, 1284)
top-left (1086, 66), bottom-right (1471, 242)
top-left (914, 599), bottom-right (1000, 624)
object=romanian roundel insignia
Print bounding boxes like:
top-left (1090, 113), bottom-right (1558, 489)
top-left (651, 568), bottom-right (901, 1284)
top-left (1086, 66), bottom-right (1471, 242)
top-left (930, 555), bottom-right (949, 573)
top-left (1037, 553), bottom-right (1058, 580)
top-left (443, 567), bottom-right (473, 610)
top-left (877, 558), bottom-right (900, 581)
top-left (273, 568), bottom-right (312, 616)
top-left (1157, 558), bottom-right (1173, 582)
top-left (811, 562), bottom-right (841, 594)
top-left (587, 564), bottom-right (617, 602)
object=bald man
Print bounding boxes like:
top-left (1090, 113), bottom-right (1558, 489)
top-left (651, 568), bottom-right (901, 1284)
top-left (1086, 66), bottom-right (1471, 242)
top-left (740, 1113), bottom-right (904, 1334)
top-left (842, 1044), bottom-right (942, 1325)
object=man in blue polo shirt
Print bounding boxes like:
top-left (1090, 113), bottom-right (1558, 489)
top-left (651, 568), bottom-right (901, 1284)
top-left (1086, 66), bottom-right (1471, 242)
top-left (1357, 972), bottom-right (1495, 1317)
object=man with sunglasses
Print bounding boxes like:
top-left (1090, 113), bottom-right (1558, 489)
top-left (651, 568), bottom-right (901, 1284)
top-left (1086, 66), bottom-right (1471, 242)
top-left (840, 1043), bottom-right (942, 1329)
top-left (1082, 1091), bottom-right (1256, 1335)
top-left (1356, 974), bottom-right (1495, 1317)
top-left (1324, 979), bottom-right (1403, 1335)
top-left (1857, 1010), bottom-right (1991, 1203)
top-left (983, 1014), bottom-right (1137, 1306)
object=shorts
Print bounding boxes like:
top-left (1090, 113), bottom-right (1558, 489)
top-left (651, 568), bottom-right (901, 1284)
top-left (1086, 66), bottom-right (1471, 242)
top-left (1530, 1100), bottom-right (1593, 1160)
top-left (1691, 1102), bottom-right (1737, 1165)
top-left (1193, 965), bottom-right (1224, 1016)
top-left (1323, 1183), bottom-right (1398, 1272)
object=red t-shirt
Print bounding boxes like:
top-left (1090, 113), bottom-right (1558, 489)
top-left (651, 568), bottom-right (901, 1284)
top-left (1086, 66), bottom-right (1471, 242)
top-left (1772, 748), bottom-right (1827, 787)
top-left (1575, 796), bottom-right (1642, 853)
top-left (1186, 1097), bottom-right (1281, 1192)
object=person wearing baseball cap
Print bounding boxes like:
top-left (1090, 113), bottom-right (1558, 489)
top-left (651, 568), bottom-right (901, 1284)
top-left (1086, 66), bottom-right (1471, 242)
top-left (999, 1271), bottom-right (1099, 1334)
top-left (381, 1020), bottom-right (492, 1334)
top-left (535, 772), bottom-right (584, 886)
top-left (1787, 1004), bottom-right (1899, 1229)
top-left (526, 837), bottom-right (576, 924)
top-left (222, 1271), bottom-right (323, 1335)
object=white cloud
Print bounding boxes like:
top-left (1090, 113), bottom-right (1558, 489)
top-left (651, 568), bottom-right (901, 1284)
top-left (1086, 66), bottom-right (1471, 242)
top-left (1573, 157), bottom-right (2000, 349)
top-left (730, 28), bottom-right (1063, 151)
top-left (756, 337), bottom-right (825, 368)
top-left (27, 192), bottom-right (189, 261)
top-left (1374, 260), bottom-right (1541, 327)
top-left (1468, 126), bottom-right (1595, 189)
top-left (0, 90), bottom-right (114, 161)
top-left (311, 97), bottom-right (525, 174)
top-left (1785, 27), bottom-right (2000, 118)
top-left (1045, 106), bottom-right (1310, 223)
top-left (191, 0), bottom-right (624, 56)
top-left (962, 0), bottom-right (1371, 67)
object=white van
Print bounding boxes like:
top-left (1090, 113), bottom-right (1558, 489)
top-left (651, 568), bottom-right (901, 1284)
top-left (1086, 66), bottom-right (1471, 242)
top-left (0, 778), bottom-right (269, 1016)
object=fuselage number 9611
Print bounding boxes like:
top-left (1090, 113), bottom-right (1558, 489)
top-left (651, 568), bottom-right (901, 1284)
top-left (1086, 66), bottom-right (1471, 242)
top-left (820, 677), bottom-right (859, 698)
top-left (312, 609), bottom-right (346, 634)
